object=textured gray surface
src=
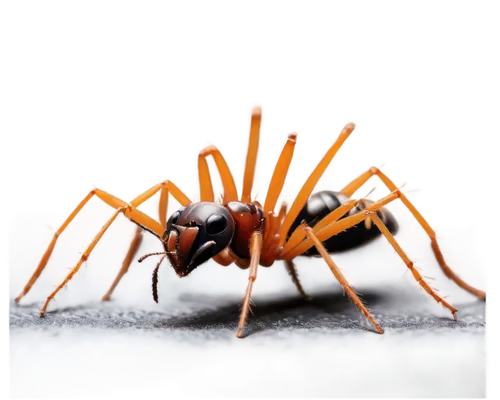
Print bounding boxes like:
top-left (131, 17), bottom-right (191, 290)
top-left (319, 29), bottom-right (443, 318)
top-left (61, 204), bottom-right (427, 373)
top-left (9, 205), bottom-right (488, 399)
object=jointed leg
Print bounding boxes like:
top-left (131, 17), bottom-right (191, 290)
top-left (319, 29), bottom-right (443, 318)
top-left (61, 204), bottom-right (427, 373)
top-left (281, 190), bottom-right (402, 259)
top-left (130, 180), bottom-right (191, 230)
top-left (304, 227), bottom-right (384, 334)
top-left (284, 260), bottom-right (312, 300)
top-left (369, 212), bottom-right (458, 319)
top-left (260, 207), bottom-right (282, 267)
top-left (101, 180), bottom-right (178, 301)
top-left (40, 206), bottom-right (130, 316)
top-left (236, 231), bottom-right (263, 338)
top-left (42, 182), bottom-right (188, 314)
top-left (340, 166), bottom-right (486, 299)
top-left (158, 181), bottom-right (190, 230)
top-left (279, 123), bottom-right (355, 246)
top-left (102, 226), bottom-right (143, 301)
top-left (198, 146), bottom-right (238, 203)
top-left (241, 107), bottom-right (262, 203)
top-left (15, 179), bottom-right (190, 303)
top-left (376, 168), bottom-right (487, 299)
top-left (281, 198), bottom-right (358, 256)
top-left (282, 162), bottom-right (386, 254)
top-left (282, 160), bottom-right (486, 299)
top-left (282, 191), bottom-right (458, 319)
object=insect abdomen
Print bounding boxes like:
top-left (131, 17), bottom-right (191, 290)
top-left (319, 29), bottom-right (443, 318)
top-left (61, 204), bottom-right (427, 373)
top-left (288, 191), bottom-right (398, 254)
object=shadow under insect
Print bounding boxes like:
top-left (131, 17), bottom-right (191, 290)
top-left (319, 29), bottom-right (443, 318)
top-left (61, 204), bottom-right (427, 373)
top-left (156, 290), bottom-right (386, 333)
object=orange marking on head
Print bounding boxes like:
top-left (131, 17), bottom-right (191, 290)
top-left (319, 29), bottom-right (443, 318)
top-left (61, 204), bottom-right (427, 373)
top-left (167, 231), bottom-right (178, 253)
top-left (178, 227), bottom-right (199, 258)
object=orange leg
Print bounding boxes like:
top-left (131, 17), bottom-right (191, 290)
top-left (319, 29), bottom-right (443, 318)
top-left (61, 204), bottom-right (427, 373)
top-left (282, 191), bottom-right (458, 319)
top-left (197, 152), bottom-right (237, 266)
top-left (263, 133), bottom-right (297, 213)
top-left (281, 190), bottom-right (401, 259)
top-left (369, 212), bottom-right (458, 319)
top-left (281, 198), bottom-right (358, 256)
top-left (284, 260), bottom-right (312, 300)
top-left (282, 162), bottom-right (487, 299)
top-left (40, 181), bottom-right (191, 314)
top-left (101, 226), bottom-right (143, 301)
top-left (103, 180), bottom-right (191, 300)
top-left (348, 166), bottom-right (487, 299)
top-left (40, 206), bottom-right (132, 316)
top-left (236, 231), bottom-right (263, 338)
top-left (304, 227), bottom-right (384, 334)
top-left (340, 166), bottom-right (487, 299)
top-left (198, 146), bottom-right (238, 203)
top-left (15, 179), bottom-right (190, 303)
top-left (241, 107), bottom-right (262, 203)
top-left (263, 200), bottom-right (287, 255)
top-left (130, 180), bottom-right (191, 230)
top-left (278, 123), bottom-right (355, 247)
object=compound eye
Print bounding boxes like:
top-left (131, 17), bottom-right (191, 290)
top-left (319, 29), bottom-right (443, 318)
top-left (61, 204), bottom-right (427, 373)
top-left (170, 211), bottom-right (181, 224)
top-left (206, 214), bottom-right (228, 235)
top-left (167, 210), bottom-right (182, 229)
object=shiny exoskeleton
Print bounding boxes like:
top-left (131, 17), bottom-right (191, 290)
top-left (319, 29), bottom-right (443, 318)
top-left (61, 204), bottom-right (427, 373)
top-left (164, 201), bottom-right (266, 276)
top-left (163, 191), bottom-right (397, 276)
top-left (288, 191), bottom-right (398, 254)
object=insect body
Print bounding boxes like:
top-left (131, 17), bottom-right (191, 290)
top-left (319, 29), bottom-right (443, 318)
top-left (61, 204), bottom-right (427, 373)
top-left (167, 192), bottom-right (398, 271)
top-left (163, 202), bottom-right (239, 277)
top-left (15, 108), bottom-right (486, 338)
top-left (288, 191), bottom-right (399, 253)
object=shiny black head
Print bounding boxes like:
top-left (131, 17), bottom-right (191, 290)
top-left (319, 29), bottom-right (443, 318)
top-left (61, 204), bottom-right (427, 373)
top-left (162, 202), bottom-right (235, 277)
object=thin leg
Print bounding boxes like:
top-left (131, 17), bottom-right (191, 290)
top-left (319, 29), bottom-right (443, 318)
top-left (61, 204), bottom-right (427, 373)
top-left (281, 198), bottom-right (358, 256)
top-left (284, 260), bottom-right (312, 300)
top-left (198, 146), bottom-right (238, 203)
top-left (340, 166), bottom-right (487, 299)
top-left (129, 178), bottom-right (191, 207)
top-left (263, 133), bottom-right (297, 213)
top-left (369, 212), bottom-right (458, 319)
top-left (260, 204), bottom-right (288, 267)
top-left (15, 179), bottom-right (190, 303)
top-left (283, 190), bottom-right (457, 318)
top-left (282, 161), bottom-right (386, 254)
top-left (279, 123), bottom-right (355, 246)
top-left (103, 180), bottom-right (191, 300)
top-left (159, 181), bottom-right (190, 230)
top-left (282, 190), bottom-right (402, 259)
top-left (241, 107), bottom-right (262, 203)
top-left (304, 227), bottom-right (384, 334)
top-left (102, 226), bottom-right (143, 301)
top-left (236, 231), bottom-right (263, 338)
top-left (40, 206), bottom-right (130, 316)
top-left (282, 161), bottom-right (487, 299)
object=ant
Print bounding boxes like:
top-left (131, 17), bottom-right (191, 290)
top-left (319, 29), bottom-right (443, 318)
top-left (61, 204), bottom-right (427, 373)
top-left (15, 107), bottom-right (486, 338)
